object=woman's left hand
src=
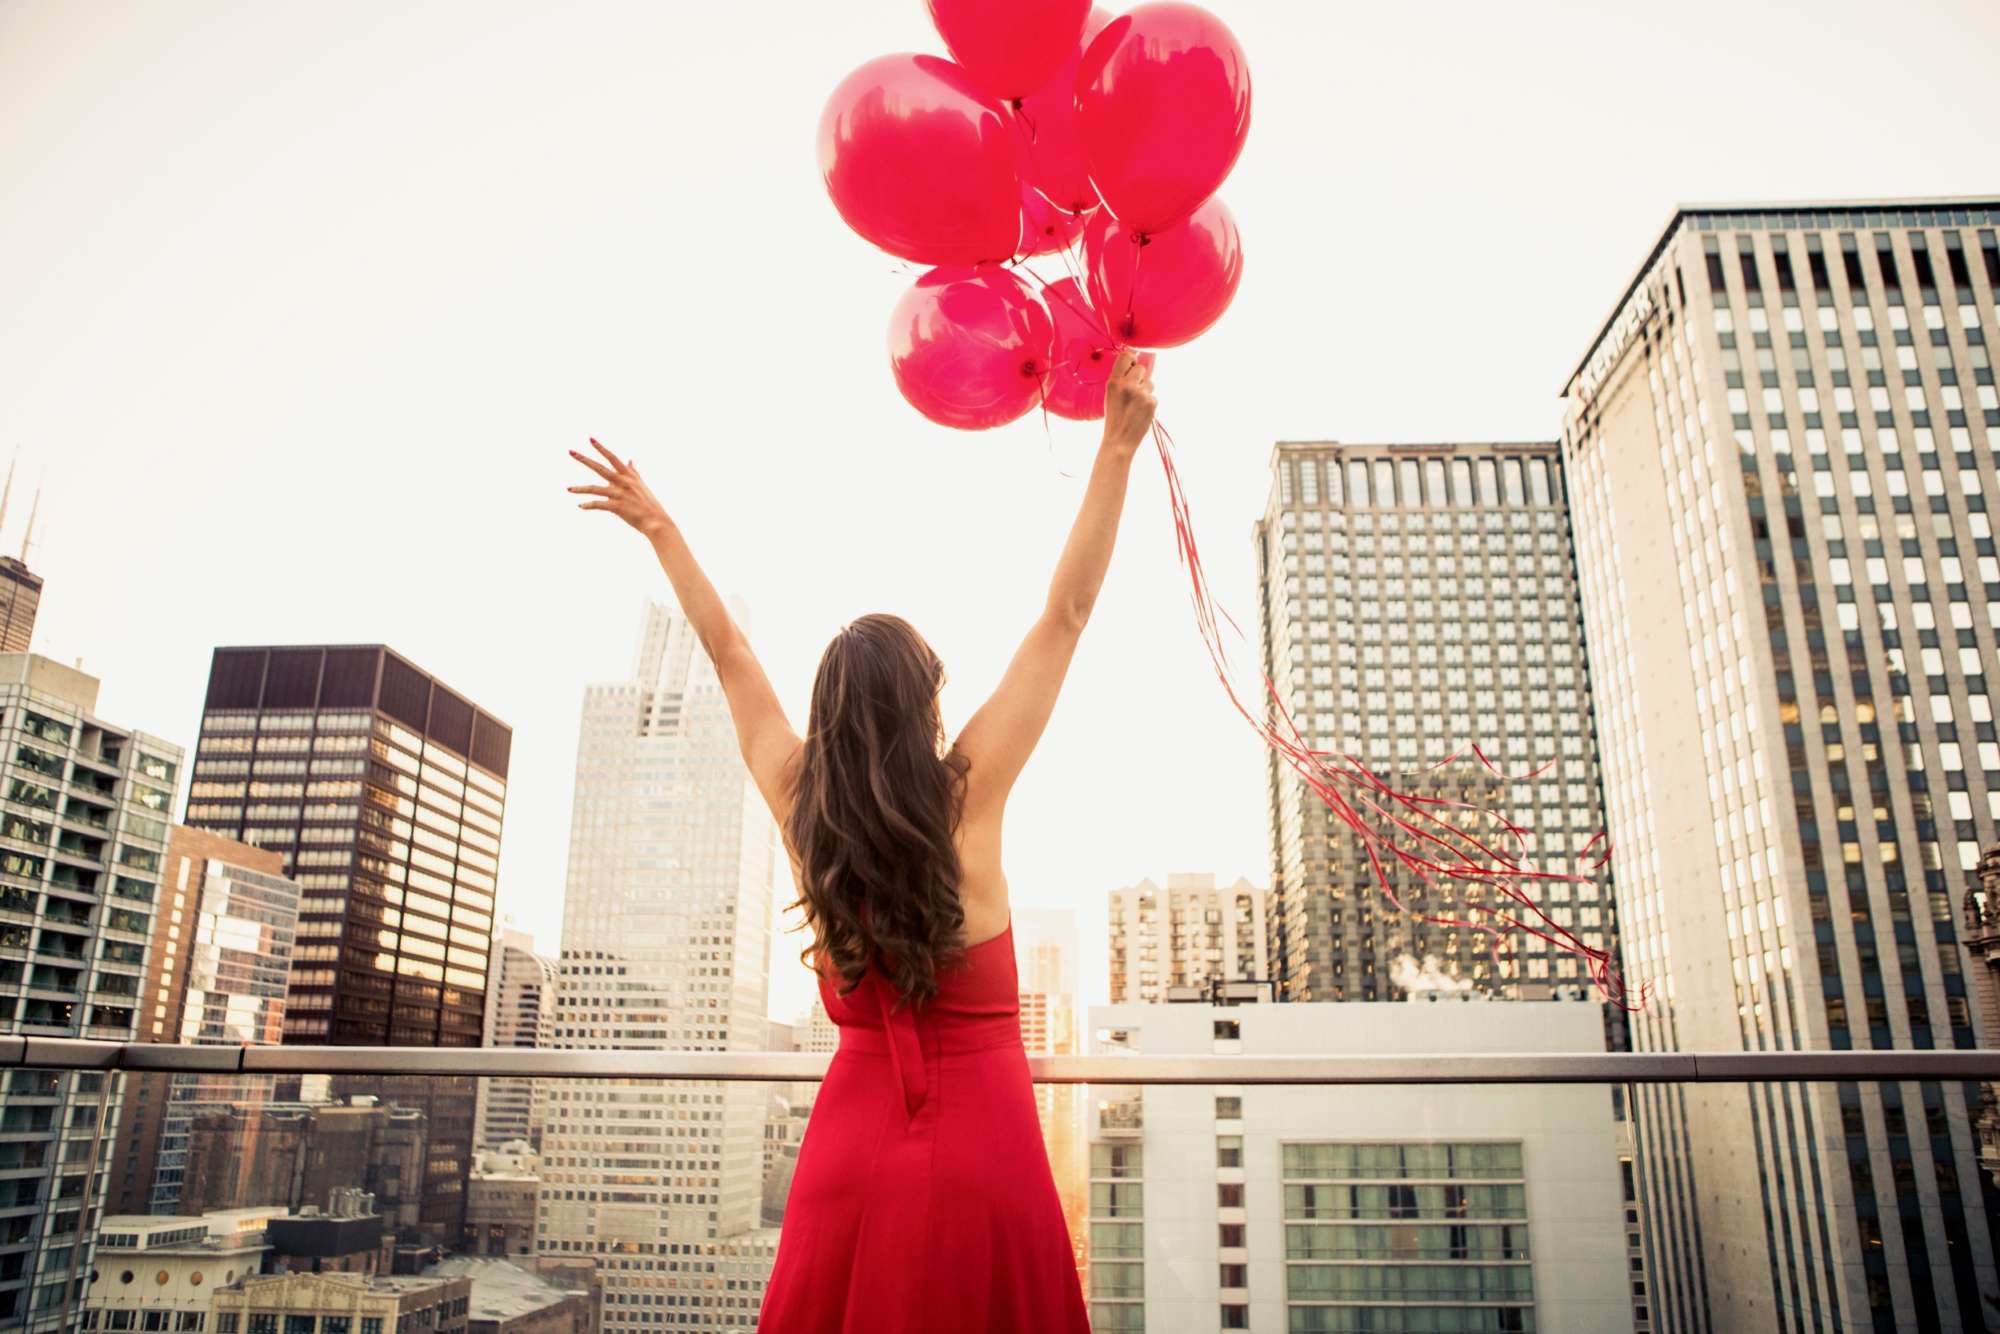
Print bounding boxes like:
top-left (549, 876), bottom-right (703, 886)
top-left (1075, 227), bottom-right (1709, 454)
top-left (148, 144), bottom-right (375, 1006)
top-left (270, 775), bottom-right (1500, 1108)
top-left (569, 438), bottom-right (671, 538)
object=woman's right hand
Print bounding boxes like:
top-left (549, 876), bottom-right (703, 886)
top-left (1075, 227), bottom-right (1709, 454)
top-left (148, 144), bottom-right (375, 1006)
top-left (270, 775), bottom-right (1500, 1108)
top-left (1102, 349), bottom-right (1157, 454)
top-left (569, 438), bottom-right (673, 539)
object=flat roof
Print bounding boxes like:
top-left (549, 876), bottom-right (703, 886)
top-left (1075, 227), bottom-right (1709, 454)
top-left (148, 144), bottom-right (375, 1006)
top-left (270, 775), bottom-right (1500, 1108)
top-left (425, 1259), bottom-right (582, 1321)
top-left (1562, 195), bottom-right (2000, 395)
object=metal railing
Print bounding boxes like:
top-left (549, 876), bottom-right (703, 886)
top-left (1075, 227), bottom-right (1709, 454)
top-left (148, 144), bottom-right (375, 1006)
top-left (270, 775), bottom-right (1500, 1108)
top-left (7, 1036), bottom-right (1998, 1084)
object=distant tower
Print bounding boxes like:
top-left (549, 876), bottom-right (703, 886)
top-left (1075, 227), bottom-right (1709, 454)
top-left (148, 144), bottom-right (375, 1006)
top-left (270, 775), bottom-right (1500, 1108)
top-left (0, 461), bottom-right (44, 652)
top-left (537, 599), bottom-right (781, 1324)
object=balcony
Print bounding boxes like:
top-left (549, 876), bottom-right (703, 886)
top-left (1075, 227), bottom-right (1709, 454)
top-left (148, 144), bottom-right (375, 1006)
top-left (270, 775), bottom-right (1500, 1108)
top-left (1, 1039), bottom-right (1995, 1333)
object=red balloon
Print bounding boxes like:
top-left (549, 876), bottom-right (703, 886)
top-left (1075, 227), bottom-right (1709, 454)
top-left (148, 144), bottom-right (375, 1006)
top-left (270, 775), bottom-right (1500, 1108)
top-left (925, 0), bottom-right (1093, 102)
top-left (1041, 276), bottom-right (1155, 421)
top-left (1016, 6), bottom-right (1113, 214)
top-left (1021, 187), bottom-right (1089, 256)
top-left (889, 266), bottom-right (1054, 430)
top-left (818, 54), bottom-right (1024, 266)
top-left (1084, 196), bottom-right (1242, 349)
top-left (1077, 3), bottom-right (1251, 234)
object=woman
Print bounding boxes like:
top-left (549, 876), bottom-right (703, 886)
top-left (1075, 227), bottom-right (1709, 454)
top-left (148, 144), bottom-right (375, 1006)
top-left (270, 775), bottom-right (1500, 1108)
top-left (568, 350), bottom-right (1157, 1331)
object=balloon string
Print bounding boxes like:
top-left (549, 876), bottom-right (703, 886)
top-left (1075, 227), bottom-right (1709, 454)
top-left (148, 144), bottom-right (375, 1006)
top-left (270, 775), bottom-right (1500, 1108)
top-left (1147, 421), bottom-right (1644, 1010)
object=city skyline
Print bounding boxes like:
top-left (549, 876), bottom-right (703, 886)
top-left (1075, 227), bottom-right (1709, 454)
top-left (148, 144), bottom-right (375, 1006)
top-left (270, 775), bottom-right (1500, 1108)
top-left (7, 2), bottom-right (1997, 1030)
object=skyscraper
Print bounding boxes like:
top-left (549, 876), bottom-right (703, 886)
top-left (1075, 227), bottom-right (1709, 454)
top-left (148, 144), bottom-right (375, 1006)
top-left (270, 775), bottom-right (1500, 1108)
top-left (536, 601), bottom-right (779, 1332)
top-left (184, 645), bottom-right (511, 1245)
top-left (1253, 442), bottom-right (1619, 1002)
top-left (475, 926), bottom-right (556, 1150)
top-left (108, 825), bottom-right (301, 1215)
top-left (0, 654), bottom-right (182, 1334)
top-left (1107, 873), bottom-right (1270, 1004)
top-left (1561, 199), bottom-right (2000, 1330)
top-left (0, 461), bottom-right (42, 655)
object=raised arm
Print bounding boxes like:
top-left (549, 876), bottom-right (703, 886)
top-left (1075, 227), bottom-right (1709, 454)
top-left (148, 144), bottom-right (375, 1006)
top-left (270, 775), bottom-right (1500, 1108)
top-left (953, 352), bottom-right (1157, 818)
top-left (569, 439), bottom-right (801, 815)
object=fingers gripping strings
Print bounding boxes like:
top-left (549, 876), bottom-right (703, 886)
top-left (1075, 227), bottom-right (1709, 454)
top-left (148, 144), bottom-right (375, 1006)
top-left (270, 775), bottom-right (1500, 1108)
top-left (1148, 422), bottom-right (1646, 1010)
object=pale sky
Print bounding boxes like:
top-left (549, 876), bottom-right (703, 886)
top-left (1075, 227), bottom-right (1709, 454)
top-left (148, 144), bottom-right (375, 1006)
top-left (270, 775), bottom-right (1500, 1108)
top-left (3, 0), bottom-right (1997, 1026)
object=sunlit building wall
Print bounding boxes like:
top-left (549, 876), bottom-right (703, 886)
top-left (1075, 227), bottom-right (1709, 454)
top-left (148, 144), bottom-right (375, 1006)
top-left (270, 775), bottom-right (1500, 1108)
top-left (1561, 198), bottom-right (2000, 1331)
top-left (536, 601), bottom-right (778, 1332)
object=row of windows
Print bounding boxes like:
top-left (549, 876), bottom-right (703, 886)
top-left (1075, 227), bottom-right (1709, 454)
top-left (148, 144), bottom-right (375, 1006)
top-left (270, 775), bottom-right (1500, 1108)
top-left (1279, 455), bottom-right (1562, 511)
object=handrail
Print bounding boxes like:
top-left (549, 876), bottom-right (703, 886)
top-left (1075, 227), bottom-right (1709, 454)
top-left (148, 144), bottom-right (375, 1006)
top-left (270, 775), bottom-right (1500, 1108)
top-left (5, 1037), bottom-right (1998, 1084)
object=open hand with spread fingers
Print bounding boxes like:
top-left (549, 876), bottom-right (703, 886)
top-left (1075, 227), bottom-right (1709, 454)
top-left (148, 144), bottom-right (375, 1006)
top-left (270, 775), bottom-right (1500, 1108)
top-left (568, 438), bottom-right (672, 539)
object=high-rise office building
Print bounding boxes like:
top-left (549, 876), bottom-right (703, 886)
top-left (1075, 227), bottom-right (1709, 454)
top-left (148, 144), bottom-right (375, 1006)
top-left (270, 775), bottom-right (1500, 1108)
top-left (184, 645), bottom-right (511, 1246)
top-left (1107, 873), bottom-right (1270, 1004)
top-left (109, 825), bottom-right (301, 1215)
top-left (0, 463), bottom-right (42, 655)
top-left (475, 927), bottom-right (555, 1151)
top-left (1085, 1001), bottom-right (1634, 1334)
top-left (536, 602), bottom-right (779, 1332)
top-left (0, 560), bottom-right (42, 657)
top-left (0, 654), bottom-right (182, 1334)
top-left (1561, 199), bottom-right (2000, 1331)
top-left (1253, 443), bottom-right (1619, 1002)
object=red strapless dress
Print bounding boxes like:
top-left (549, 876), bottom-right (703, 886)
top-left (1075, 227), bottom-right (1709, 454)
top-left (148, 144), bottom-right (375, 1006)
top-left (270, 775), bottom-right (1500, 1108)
top-left (758, 924), bottom-right (1089, 1332)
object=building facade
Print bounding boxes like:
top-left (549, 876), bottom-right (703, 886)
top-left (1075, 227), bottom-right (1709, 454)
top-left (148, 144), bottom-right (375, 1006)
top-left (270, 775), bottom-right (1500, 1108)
top-left (0, 655), bottom-right (182, 1334)
top-left (1084, 1002), bottom-right (1634, 1334)
top-left (209, 1271), bottom-right (469, 1334)
top-left (1561, 199), bottom-right (2000, 1331)
top-left (80, 1210), bottom-right (278, 1334)
top-left (0, 460), bottom-right (43, 656)
top-left (110, 828), bottom-right (301, 1215)
top-left (0, 561), bottom-right (42, 658)
top-left (178, 1102), bottom-right (427, 1236)
top-left (1107, 873), bottom-right (1270, 1004)
top-left (1254, 446), bottom-right (1618, 1002)
top-left (1969, 846), bottom-right (2000, 1189)
top-left (473, 930), bottom-right (554, 1152)
top-left (184, 646), bottom-right (511, 1245)
top-left (535, 602), bottom-right (779, 1332)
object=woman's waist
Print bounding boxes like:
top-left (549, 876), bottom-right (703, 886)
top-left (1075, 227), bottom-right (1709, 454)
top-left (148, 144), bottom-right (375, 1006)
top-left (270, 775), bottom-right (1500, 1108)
top-left (835, 1016), bottom-right (1025, 1057)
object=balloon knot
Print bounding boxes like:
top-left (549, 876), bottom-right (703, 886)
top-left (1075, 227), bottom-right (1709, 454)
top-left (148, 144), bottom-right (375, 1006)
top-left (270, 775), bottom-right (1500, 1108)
top-left (1135, 232), bottom-right (1153, 248)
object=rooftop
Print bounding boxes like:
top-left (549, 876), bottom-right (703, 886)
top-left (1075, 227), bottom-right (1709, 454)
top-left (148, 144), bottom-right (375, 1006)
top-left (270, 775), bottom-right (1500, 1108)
top-left (1562, 194), bottom-right (2000, 394)
top-left (426, 1259), bottom-right (586, 1321)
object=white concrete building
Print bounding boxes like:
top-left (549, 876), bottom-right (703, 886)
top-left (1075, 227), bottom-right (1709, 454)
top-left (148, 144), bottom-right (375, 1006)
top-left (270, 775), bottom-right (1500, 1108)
top-left (1085, 1001), bottom-right (1633, 1334)
top-left (81, 1209), bottom-right (282, 1334)
top-left (536, 602), bottom-right (778, 1333)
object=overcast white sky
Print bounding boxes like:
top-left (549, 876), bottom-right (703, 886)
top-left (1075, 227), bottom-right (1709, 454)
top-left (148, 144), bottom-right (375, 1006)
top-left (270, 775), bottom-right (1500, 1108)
top-left (3, 0), bottom-right (1997, 1025)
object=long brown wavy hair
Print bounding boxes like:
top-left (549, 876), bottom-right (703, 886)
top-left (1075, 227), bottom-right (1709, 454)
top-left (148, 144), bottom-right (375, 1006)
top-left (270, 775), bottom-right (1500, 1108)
top-left (786, 614), bottom-right (968, 1004)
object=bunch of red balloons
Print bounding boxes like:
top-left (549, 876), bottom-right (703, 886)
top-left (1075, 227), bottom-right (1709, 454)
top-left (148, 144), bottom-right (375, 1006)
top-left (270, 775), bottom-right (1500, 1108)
top-left (818, 1), bottom-right (1250, 430)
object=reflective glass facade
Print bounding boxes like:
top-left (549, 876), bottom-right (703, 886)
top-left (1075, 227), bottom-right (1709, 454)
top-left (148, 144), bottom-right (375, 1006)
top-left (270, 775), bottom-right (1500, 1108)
top-left (185, 646), bottom-right (510, 1247)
